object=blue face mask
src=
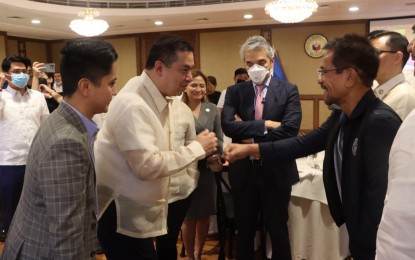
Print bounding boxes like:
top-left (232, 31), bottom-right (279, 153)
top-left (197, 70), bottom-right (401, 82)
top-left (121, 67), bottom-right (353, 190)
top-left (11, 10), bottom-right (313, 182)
top-left (11, 73), bottom-right (29, 88)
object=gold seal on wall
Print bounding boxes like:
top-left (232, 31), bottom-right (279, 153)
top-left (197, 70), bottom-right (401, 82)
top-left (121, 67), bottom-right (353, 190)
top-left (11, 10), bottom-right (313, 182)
top-left (304, 34), bottom-right (328, 58)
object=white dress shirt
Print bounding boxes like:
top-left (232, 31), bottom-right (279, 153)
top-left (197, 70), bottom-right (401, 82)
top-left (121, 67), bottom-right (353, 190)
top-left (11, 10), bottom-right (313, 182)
top-left (95, 71), bottom-right (205, 238)
top-left (217, 89), bottom-right (226, 109)
top-left (0, 87), bottom-right (49, 165)
top-left (373, 73), bottom-right (415, 120)
top-left (168, 100), bottom-right (200, 203)
top-left (376, 109), bottom-right (415, 260)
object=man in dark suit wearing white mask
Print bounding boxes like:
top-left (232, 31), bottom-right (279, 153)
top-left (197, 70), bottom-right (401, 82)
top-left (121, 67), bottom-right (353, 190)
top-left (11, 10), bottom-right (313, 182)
top-left (221, 35), bottom-right (302, 260)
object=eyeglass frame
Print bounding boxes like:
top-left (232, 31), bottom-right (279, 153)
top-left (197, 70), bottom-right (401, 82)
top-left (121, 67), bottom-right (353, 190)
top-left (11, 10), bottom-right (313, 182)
top-left (317, 67), bottom-right (347, 80)
top-left (9, 69), bottom-right (28, 74)
top-left (375, 49), bottom-right (398, 56)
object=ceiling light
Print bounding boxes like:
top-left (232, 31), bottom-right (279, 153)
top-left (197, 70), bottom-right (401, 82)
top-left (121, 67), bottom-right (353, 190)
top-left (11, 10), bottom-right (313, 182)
top-left (155, 20), bottom-right (163, 26)
top-left (349, 6), bottom-right (359, 12)
top-left (31, 19), bottom-right (40, 24)
top-left (69, 8), bottom-right (109, 37)
top-left (244, 14), bottom-right (253, 19)
top-left (265, 0), bottom-right (318, 23)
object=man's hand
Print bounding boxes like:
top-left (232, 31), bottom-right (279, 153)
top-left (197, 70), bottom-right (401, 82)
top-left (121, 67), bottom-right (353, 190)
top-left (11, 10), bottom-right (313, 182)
top-left (32, 62), bottom-right (45, 78)
top-left (0, 72), bottom-right (6, 87)
top-left (223, 143), bottom-right (260, 163)
top-left (195, 129), bottom-right (217, 156)
top-left (265, 120), bottom-right (281, 130)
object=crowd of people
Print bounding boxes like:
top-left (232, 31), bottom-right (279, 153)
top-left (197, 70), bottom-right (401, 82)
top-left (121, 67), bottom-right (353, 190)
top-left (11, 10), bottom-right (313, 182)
top-left (0, 25), bottom-right (414, 260)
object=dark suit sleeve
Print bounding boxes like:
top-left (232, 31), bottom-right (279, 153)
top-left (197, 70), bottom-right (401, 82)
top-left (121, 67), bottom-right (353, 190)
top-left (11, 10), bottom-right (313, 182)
top-left (260, 83), bottom-right (301, 142)
top-left (221, 84), bottom-right (266, 140)
top-left (358, 113), bottom-right (401, 250)
top-left (259, 111), bottom-right (339, 161)
top-left (212, 104), bottom-right (224, 152)
top-left (39, 138), bottom-right (90, 259)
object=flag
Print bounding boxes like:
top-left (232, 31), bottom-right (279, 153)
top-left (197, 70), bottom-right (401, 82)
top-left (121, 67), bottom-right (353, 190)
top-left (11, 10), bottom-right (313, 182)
top-left (273, 52), bottom-right (287, 81)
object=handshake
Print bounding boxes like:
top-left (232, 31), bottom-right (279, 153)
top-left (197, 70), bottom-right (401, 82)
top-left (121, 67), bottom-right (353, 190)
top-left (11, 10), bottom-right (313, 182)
top-left (196, 129), bottom-right (259, 169)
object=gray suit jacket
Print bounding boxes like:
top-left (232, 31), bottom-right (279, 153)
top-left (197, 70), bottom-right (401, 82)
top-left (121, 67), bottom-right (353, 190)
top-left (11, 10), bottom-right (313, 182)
top-left (1, 102), bottom-right (97, 260)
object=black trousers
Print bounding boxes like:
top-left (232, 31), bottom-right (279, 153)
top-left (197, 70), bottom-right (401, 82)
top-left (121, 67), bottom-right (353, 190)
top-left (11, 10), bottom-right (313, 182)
top-left (230, 164), bottom-right (292, 260)
top-left (0, 165), bottom-right (26, 233)
top-left (98, 201), bottom-right (158, 260)
top-left (156, 194), bottom-right (193, 260)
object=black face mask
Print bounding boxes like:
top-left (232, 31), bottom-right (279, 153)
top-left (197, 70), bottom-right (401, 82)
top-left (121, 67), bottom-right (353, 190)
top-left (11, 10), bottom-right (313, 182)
top-left (236, 79), bottom-right (246, 83)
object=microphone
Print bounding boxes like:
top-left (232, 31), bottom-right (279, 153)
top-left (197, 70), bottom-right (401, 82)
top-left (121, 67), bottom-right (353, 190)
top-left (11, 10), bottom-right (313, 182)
top-left (262, 98), bottom-right (265, 104)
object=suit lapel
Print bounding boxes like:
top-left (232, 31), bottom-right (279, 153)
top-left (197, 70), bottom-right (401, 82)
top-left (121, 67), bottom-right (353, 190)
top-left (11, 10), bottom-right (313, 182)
top-left (262, 78), bottom-right (278, 119)
top-left (240, 82), bottom-right (255, 120)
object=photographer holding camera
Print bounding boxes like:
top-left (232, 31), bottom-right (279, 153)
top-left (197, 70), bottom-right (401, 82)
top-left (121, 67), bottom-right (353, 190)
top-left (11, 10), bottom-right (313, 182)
top-left (32, 61), bottom-right (63, 112)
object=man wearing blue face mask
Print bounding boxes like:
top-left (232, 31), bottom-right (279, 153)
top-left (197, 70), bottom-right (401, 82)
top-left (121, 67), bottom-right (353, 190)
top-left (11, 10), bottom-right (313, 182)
top-left (0, 55), bottom-right (49, 242)
top-left (221, 36), bottom-right (302, 259)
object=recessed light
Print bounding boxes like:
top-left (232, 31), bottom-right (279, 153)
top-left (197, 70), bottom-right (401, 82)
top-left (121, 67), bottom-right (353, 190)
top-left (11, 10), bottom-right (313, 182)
top-left (31, 19), bottom-right (40, 24)
top-left (244, 14), bottom-right (253, 19)
top-left (155, 20), bottom-right (163, 26)
top-left (349, 6), bottom-right (359, 12)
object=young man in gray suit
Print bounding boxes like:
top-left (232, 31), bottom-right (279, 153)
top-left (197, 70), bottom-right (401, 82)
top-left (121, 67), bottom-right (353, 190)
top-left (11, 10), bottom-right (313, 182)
top-left (1, 39), bottom-right (118, 259)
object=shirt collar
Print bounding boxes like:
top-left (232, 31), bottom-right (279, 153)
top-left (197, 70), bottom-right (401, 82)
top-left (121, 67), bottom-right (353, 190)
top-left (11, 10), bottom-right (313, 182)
top-left (65, 101), bottom-right (99, 140)
top-left (252, 74), bottom-right (272, 88)
top-left (142, 71), bottom-right (169, 113)
top-left (373, 73), bottom-right (406, 100)
top-left (5, 85), bottom-right (29, 96)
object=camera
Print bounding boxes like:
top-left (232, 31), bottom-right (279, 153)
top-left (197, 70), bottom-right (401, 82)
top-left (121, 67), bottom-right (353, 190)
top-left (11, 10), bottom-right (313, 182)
top-left (39, 78), bottom-right (48, 85)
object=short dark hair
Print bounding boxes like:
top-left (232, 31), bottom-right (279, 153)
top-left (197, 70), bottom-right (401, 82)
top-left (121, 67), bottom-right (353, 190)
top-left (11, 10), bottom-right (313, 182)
top-left (323, 34), bottom-right (379, 88)
top-left (367, 30), bottom-right (387, 41)
top-left (369, 30), bottom-right (410, 68)
top-left (234, 68), bottom-right (248, 77)
top-left (60, 39), bottom-right (118, 97)
top-left (21, 57), bottom-right (32, 69)
top-left (1, 55), bottom-right (28, 72)
top-left (145, 35), bottom-right (194, 70)
top-left (207, 76), bottom-right (217, 87)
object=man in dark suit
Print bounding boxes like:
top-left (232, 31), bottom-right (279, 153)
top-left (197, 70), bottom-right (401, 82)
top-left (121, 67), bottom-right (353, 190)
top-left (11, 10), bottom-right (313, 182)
top-left (221, 35), bottom-right (302, 260)
top-left (224, 34), bottom-right (402, 260)
top-left (1, 39), bottom-right (118, 259)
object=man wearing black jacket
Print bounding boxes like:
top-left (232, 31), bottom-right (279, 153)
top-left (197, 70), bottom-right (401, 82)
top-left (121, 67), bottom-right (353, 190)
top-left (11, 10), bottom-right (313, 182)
top-left (224, 34), bottom-right (402, 260)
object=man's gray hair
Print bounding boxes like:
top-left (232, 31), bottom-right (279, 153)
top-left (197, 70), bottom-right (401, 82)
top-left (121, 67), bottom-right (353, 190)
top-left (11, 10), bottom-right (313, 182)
top-left (239, 36), bottom-right (274, 61)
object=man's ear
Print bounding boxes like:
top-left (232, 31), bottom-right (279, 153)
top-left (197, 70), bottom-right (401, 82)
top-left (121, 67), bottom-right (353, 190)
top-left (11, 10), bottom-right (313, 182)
top-left (345, 67), bottom-right (358, 87)
top-left (395, 51), bottom-right (404, 65)
top-left (78, 78), bottom-right (91, 96)
top-left (154, 60), bottom-right (164, 76)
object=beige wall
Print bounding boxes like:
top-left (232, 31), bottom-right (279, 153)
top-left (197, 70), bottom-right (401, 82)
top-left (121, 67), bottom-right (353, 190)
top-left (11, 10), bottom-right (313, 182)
top-left (25, 41), bottom-right (47, 64)
top-left (6, 39), bottom-right (48, 63)
top-left (105, 37), bottom-right (138, 90)
top-left (7, 39), bottom-right (18, 57)
top-left (49, 37), bottom-right (137, 90)
top-left (0, 34), bottom-right (6, 62)
top-left (200, 29), bottom-right (259, 90)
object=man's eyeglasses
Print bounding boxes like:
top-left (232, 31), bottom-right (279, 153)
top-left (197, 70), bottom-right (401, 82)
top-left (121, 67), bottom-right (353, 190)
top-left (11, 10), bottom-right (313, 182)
top-left (10, 69), bottom-right (28, 74)
top-left (376, 50), bottom-right (398, 55)
top-left (317, 68), bottom-right (346, 79)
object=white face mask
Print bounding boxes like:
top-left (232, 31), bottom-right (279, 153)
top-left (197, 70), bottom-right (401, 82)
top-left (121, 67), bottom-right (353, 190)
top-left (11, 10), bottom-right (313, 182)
top-left (247, 64), bottom-right (269, 84)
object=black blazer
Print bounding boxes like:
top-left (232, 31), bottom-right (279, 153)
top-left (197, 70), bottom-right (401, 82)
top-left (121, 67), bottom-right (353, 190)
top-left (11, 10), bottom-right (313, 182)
top-left (259, 91), bottom-right (402, 259)
top-left (221, 77), bottom-right (302, 188)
